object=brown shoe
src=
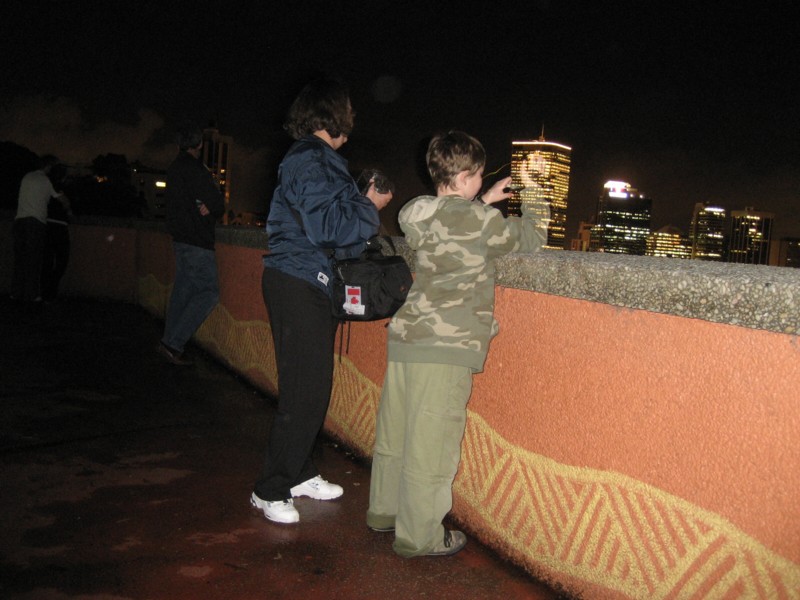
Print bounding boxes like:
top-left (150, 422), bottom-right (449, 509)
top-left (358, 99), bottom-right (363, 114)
top-left (425, 530), bottom-right (467, 556)
top-left (156, 342), bottom-right (193, 366)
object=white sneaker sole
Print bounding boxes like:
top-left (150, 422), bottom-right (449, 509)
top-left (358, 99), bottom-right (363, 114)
top-left (250, 493), bottom-right (299, 524)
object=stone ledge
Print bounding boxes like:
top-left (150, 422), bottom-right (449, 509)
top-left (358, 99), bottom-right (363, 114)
top-left (496, 250), bottom-right (799, 335)
top-left (5, 214), bottom-right (795, 335)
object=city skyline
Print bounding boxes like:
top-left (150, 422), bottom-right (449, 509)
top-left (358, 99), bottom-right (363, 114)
top-left (2, 2), bottom-right (798, 240)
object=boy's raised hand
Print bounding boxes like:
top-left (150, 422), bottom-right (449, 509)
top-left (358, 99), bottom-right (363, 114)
top-left (481, 176), bottom-right (513, 205)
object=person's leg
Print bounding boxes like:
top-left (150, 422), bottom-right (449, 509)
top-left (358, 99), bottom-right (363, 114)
top-left (26, 220), bottom-right (46, 302)
top-left (254, 267), bottom-right (338, 501)
top-left (13, 218), bottom-right (46, 302)
top-left (392, 363), bottom-right (473, 557)
top-left (11, 219), bottom-right (26, 300)
top-left (161, 243), bottom-right (219, 353)
top-left (367, 361), bottom-right (406, 531)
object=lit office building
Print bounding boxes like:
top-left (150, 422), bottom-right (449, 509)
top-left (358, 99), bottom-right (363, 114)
top-left (646, 225), bottom-right (691, 259)
top-left (590, 181), bottom-right (652, 255)
top-left (689, 202), bottom-right (726, 261)
top-left (509, 137), bottom-right (571, 250)
top-left (727, 207), bottom-right (774, 265)
top-left (202, 126), bottom-right (233, 222)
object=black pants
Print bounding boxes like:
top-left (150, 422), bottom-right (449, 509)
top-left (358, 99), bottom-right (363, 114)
top-left (12, 217), bottom-right (46, 302)
top-left (254, 267), bottom-right (338, 501)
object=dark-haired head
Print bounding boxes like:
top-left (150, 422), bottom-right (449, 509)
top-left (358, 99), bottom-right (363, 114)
top-left (176, 121), bottom-right (203, 151)
top-left (284, 78), bottom-right (354, 140)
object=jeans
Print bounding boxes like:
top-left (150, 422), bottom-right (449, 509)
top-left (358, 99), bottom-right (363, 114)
top-left (161, 242), bottom-right (219, 353)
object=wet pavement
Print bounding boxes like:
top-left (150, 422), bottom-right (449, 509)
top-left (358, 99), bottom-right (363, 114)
top-left (0, 297), bottom-right (566, 600)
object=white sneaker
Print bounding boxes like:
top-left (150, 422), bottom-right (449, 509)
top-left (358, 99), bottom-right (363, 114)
top-left (250, 493), bottom-right (299, 524)
top-left (290, 475), bottom-right (343, 500)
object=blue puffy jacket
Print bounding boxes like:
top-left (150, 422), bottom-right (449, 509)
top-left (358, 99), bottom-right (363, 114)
top-left (263, 135), bottom-right (380, 295)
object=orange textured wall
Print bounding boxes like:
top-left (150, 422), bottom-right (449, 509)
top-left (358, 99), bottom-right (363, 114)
top-left (478, 287), bottom-right (800, 563)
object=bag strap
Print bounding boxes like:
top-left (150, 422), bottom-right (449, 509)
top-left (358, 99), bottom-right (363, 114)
top-left (290, 203), bottom-right (396, 261)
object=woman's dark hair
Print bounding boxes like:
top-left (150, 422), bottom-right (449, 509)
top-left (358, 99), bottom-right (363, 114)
top-left (284, 78), bottom-right (354, 140)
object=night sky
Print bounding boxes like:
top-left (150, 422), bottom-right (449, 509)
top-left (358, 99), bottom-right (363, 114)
top-left (2, 1), bottom-right (798, 239)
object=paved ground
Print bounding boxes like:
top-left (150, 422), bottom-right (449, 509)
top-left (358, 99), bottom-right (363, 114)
top-left (0, 297), bottom-right (566, 600)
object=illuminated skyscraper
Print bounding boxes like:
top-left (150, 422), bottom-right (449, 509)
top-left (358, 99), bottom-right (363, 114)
top-left (689, 202), bottom-right (726, 261)
top-left (590, 181), bottom-right (652, 255)
top-left (509, 136), bottom-right (571, 250)
top-left (202, 126), bottom-right (233, 221)
top-left (727, 207), bottom-right (774, 265)
top-left (646, 225), bottom-right (690, 259)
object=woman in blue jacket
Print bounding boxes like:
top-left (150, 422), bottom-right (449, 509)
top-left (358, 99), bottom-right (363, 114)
top-left (251, 78), bottom-right (392, 524)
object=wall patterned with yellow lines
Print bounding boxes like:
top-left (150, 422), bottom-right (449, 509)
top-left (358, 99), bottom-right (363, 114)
top-left (22, 219), bottom-right (798, 600)
top-left (454, 412), bottom-right (800, 599)
top-left (137, 273), bottom-right (279, 395)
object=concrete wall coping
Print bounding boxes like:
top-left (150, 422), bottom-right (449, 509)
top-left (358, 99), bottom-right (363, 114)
top-left (55, 215), bottom-right (800, 336)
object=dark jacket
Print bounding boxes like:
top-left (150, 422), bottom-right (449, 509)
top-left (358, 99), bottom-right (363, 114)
top-left (263, 135), bottom-right (380, 295)
top-left (165, 151), bottom-right (225, 250)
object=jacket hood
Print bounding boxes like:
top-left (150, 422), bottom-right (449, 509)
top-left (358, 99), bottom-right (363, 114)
top-left (398, 194), bottom-right (450, 250)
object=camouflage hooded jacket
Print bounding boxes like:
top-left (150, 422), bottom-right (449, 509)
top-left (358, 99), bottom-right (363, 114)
top-left (387, 194), bottom-right (550, 372)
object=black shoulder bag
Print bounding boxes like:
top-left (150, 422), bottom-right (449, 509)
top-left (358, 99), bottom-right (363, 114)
top-left (286, 205), bottom-right (412, 321)
top-left (330, 237), bottom-right (413, 321)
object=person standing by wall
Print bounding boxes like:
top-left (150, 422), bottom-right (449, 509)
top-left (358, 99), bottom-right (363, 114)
top-left (366, 131), bottom-right (550, 556)
top-left (250, 78), bottom-right (392, 524)
top-left (12, 155), bottom-right (68, 308)
top-left (157, 122), bottom-right (225, 366)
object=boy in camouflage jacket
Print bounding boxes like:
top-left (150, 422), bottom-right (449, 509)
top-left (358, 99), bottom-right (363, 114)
top-left (367, 131), bottom-right (550, 557)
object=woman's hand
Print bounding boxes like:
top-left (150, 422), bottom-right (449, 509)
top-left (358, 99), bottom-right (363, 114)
top-left (365, 182), bottom-right (393, 210)
top-left (480, 176), bottom-right (513, 205)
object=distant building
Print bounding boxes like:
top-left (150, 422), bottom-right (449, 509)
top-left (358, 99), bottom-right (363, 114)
top-left (570, 220), bottom-right (594, 251)
top-left (132, 166), bottom-right (167, 218)
top-left (689, 202), bottom-right (726, 261)
top-left (202, 126), bottom-right (233, 223)
top-left (509, 135), bottom-right (571, 250)
top-left (646, 225), bottom-right (691, 259)
top-left (727, 207), bottom-right (774, 265)
top-left (773, 237), bottom-right (800, 268)
top-left (590, 181), bottom-right (652, 255)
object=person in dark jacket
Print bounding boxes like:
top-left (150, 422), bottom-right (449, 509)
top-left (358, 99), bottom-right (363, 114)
top-left (157, 122), bottom-right (225, 366)
top-left (250, 78), bottom-right (392, 524)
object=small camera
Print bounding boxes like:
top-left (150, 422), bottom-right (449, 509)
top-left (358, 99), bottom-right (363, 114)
top-left (358, 169), bottom-right (393, 195)
top-left (503, 183), bottom-right (525, 192)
